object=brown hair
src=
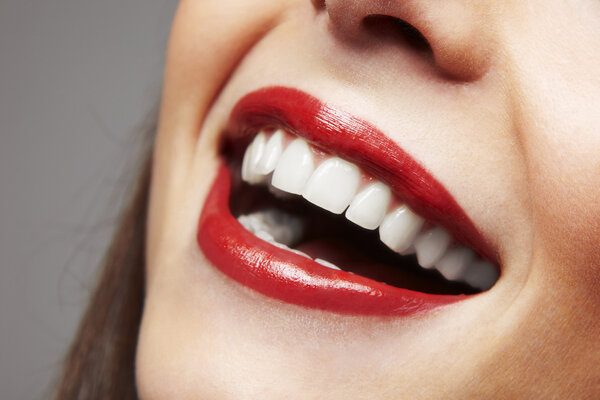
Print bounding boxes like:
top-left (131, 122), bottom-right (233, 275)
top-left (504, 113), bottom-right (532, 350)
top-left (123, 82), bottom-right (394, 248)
top-left (54, 125), bottom-right (155, 399)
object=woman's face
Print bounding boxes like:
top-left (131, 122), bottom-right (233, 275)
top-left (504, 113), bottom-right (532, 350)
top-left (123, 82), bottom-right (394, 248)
top-left (136, 0), bottom-right (600, 398)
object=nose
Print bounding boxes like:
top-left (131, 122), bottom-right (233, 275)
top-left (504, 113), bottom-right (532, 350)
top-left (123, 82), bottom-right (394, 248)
top-left (320, 0), bottom-right (494, 81)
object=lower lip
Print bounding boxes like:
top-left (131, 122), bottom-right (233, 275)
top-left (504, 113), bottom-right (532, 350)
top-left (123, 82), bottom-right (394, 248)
top-left (197, 164), bottom-right (468, 316)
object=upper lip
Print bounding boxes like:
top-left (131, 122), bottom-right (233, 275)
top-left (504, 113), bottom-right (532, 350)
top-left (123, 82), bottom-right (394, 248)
top-left (224, 86), bottom-right (497, 264)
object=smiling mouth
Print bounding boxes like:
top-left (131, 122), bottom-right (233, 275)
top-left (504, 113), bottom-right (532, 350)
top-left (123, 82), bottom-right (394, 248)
top-left (198, 87), bottom-right (500, 316)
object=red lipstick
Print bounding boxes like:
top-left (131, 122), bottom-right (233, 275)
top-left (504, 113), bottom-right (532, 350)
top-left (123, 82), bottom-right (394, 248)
top-left (197, 87), bottom-right (496, 316)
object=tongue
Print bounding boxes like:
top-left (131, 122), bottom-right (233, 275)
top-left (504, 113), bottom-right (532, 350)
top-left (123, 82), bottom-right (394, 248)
top-left (296, 238), bottom-right (471, 294)
top-left (296, 239), bottom-right (362, 268)
top-left (296, 238), bottom-right (425, 289)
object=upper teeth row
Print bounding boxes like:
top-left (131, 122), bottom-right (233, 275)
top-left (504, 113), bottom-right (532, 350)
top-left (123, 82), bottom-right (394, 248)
top-left (241, 129), bottom-right (498, 290)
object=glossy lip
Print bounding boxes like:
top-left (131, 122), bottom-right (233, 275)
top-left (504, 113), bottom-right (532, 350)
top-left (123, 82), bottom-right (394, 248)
top-left (197, 86), bottom-right (498, 316)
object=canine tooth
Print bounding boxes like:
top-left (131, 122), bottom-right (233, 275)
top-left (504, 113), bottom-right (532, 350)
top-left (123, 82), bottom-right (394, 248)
top-left (414, 227), bottom-right (452, 268)
top-left (315, 258), bottom-right (341, 270)
top-left (241, 142), bottom-right (254, 182)
top-left (272, 138), bottom-right (314, 194)
top-left (463, 260), bottom-right (498, 290)
top-left (435, 247), bottom-right (475, 281)
top-left (241, 133), bottom-right (266, 184)
top-left (345, 182), bottom-right (391, 229)
top-left (303, 157), bottom-right (360, 214)
top-left (379, 206), bottom-right (424, 253)
top-left (256, 129), bottom-right (284, 175)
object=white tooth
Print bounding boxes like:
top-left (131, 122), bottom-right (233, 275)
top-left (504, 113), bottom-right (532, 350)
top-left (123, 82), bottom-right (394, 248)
top-left (272, 138), bottom-right (314, 194)
top-left (414, 227), bottom-right (452, 268)
top-left (270, 240), bottom-right (290, 249)
top-left (268, 240), bottom-right (312, 259)
top-left (302, 157), bottom-right (360, 214)
top-left (268, 182), bottom-right (294, 200)
top-left (345, 182), bottom-right (391, 229)
top-left (463, 260), bottom-right (499, 290)
top-left (237, 213), bottom-right (263, 234)
top-left (435, 247), bottom-right (475, 281)
top-left (237, 217), bottom-right (252, 233)
top-left (237, 209), bottom-right (304, 247)
top-left (289, 248), bottom-right (312, 259)
top-left (241, 133), bottom-right (266, 184)
top-left (241, 145), bottom-right (253, 182)
top-left (255, 230), bottom-right (275, 243)
top-left (379, 205), bottom-right (424, 253)
top-left (262, 209), bottom-right (304, 246)
top-left (256, 129), bottom-right (284, 175)
top-left (315, 258), bottom-right (341, 270)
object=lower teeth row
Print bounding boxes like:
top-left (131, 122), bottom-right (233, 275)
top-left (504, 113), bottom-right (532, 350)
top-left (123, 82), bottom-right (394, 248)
top-left (239, 130), bottom-right (498, 290)
top-left (237, 210), bottom-right (340, 270)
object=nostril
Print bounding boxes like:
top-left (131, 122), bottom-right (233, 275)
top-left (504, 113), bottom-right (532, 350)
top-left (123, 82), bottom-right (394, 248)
top-left (324, 1), bottom-right (490, 82)
top-left (363, 15), bottom-right (431, 53)
top-left (394, 19), bottom-right (430, 52)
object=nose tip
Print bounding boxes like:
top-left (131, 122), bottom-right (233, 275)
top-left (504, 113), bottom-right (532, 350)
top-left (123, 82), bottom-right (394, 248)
top-left (322, 0), bottom-right (493, 81)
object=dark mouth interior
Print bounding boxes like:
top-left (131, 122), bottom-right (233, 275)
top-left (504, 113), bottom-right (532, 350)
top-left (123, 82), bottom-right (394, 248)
top-left (226, 157), bottom-right (477, 296)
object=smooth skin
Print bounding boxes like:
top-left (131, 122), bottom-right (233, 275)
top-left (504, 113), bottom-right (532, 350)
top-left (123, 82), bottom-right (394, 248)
top-left (136, 1), bottom-right (600, 398)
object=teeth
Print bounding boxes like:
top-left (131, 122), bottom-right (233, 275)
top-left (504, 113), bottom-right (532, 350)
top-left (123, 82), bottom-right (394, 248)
top-left (241, 132), bottom-right (266, 184)
top-left (287, 247), bottom-right (313, 259)
top-left (271, 138), bottom-right (315, 195)
top-left (434, 247), bottom-right (475, 281)
top-left (237, 209), bottom-right (304, 247)
top-left (463, 260), bottom-right (499, 290)
top-left (256, 129), bottom-right (284, 175)
top-left (345, 182), bottom-right (391, 230)
top-left (254, 229), bottom-right (275, 243)
top-left (240, 131), bottom-right (500, 291)
top-left (414, 227), bottom-right (452, 268)
top-left (303, 157), bottom-right (361, 214)
top-left (238, 211), bottom-right (311, 260)
top-left (315, 258), bottom-right (341, 270)
top-left (379, 206), bottom-right (425, 253)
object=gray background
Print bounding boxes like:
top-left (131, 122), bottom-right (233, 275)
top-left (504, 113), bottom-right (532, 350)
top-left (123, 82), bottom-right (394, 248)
top-left (0, 1), bottom-right (177, 398)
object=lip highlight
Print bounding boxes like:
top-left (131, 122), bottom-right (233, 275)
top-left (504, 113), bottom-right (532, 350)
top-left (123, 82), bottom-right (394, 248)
top-left (197, 86), bottom-right (496, 316)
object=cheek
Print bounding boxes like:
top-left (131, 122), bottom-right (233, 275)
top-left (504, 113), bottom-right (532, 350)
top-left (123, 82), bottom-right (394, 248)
top-left (520, 98), bottom-right (600, 310)
top-left (502, 7), bottom-right (600, 302)
top-left (532, 142), bottom-right (600, 300)
top-left (148, 0), bottom-right (297, 273)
